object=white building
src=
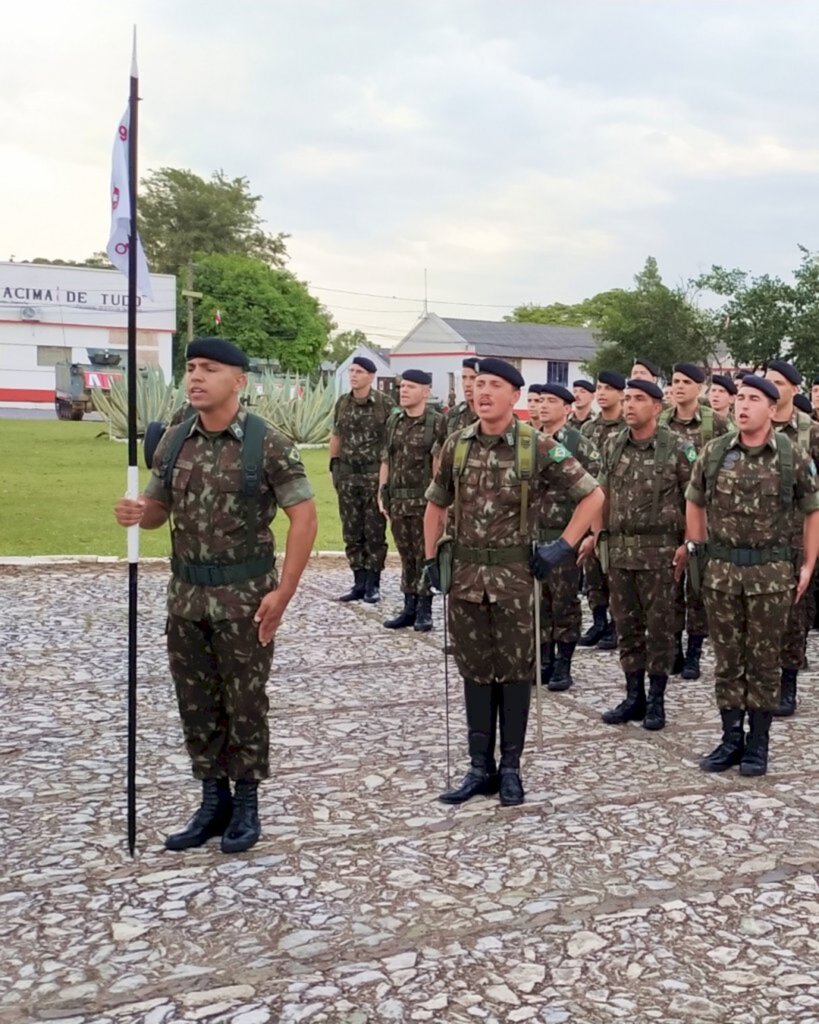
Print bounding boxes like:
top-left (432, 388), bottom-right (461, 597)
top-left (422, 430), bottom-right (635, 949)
top-left (389, 313), bottom-right (597, 416)
top-left (0, 261), bottom-right (176, 409)
top-left (333, 343), bottom-right (394, 395)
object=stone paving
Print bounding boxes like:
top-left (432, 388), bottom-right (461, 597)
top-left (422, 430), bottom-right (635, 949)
top-left (1, 559), bottom-right (819, 1024)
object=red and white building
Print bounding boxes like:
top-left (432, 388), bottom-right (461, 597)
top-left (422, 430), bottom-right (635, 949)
top-left (0, 261), bottom-right (176, 408)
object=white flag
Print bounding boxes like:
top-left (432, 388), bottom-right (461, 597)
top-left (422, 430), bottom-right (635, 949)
top-left (106, 101), bottom-right (153, 299)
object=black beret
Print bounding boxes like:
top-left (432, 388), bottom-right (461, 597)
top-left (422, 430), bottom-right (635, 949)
top-left (673, 362), bottom-right (706, 384)
top-left (626, 378), bottom-right (664, 400)
top-left (462, 357), bottom-right (481, 371)
top-left (352, 355), bottom-right (377, 373)
top-left (794, 393), bottom-right (813, 414)
top-left (633, 357), bottom-right (660, 378)
top-left (766, 359), bottom-right (801, 385)
top-left (572, 379), bottom-right (595, 393)
top-left (541, 383), bottom-right (574, 404)
top-left (400, 368), bottom-right (431, 386)
top-left (740, 376), bottom-right (779, 402)
top-left (528, 383), bottom-right (544, 394)
top-left (186, 337), bottom-right (248, 369)
top-left (812, 374), bottom-right (819, 386)
top-left (710, 374), bottom-right (737, 396)
top-left (597, 370), bottom-right (626, 391)
top-left (476, 357), bottom-right (525, 388)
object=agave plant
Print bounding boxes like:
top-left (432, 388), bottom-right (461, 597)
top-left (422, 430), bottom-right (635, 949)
top-left (92, 366), bottom-right (185, 438)
top-left (254, 375), bottom-right (335, 444)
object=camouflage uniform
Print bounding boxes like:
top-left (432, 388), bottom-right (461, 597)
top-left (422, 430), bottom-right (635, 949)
top-left (332, 389), bottom-right (395, 573)
top-left (432, 401), bottom-right (478, 459)
top-left (601, 427), bottom-right (695, 677)
top-left (567, 410), bottom-right (594, 432)
top-left (687, 432), bottom-right (819, 710)
top-left (580, 415), bottom-right (624, 616)
top-left (382, 407), bottom-right (445, 595)
top-left (144, 409), bottom-right (314, 781)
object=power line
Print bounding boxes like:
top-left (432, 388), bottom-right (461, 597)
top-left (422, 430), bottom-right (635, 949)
top-left (311, 284), bottom-right (517, 309)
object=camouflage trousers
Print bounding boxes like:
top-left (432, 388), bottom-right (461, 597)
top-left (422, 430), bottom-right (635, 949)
top-left (449, 593), bottom-right (534, 685)
top-left (540, 560), bottom-right (582, 644)
top-left (584, 555), bottom-right (609, 610)
top-left (167, 615), bottom-right (274, 781)
top-left (336, 473), bottom-right (388, 573)
top-left (390, 512), bottom-right (428, 595)
top-left (781, 556), bottom-right (806, 671)
top-left (608, 564), bottom-right (676, 675)
top-left (674, 573), bottom-right (709, 637)
top-left (703, 586), bottom-right (793, 710)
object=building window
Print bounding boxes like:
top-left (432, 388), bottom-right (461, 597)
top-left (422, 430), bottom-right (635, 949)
top-left (546, 360), bottom-right (568, 385)
top-left (37, 346), bottom-right (71, 367)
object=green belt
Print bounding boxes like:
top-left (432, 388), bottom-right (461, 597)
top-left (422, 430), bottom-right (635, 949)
top-left (391, 487), bottom-right (427, 500)
top-left (538, 528), bottom-right (564, 542)
top-left (171, 554), bottom-right (274, 586)
top-left (337, 459), bottom-right (380, 475)
top-left (707, 544), bottom-right (792, 567)
top-left (610, 532), bottom-right (680, 548)
top-left (453, 543), bottom-right (530, 566)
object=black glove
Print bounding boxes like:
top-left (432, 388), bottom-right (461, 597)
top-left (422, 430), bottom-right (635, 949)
top-left (422, 558), bottom-right (442, 595)
top-left (530, 537), bottom-right (573, 579)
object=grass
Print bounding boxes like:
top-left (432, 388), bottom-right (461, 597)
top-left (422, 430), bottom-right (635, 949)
top-left (0, 419), bottom-right (346, 556)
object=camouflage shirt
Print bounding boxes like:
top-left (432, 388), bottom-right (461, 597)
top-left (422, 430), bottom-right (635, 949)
top-left (426, 419), bottom-right (599, 602)
top-left (332, 388), bottom-right (395, 470)
top-left (773, 410), bottom-right (819, 547)
top-left (382, 406), bottom-right (445, 516)
top-left (567, 411), bottom-right (594, 432)
top-left (662, 404), bottom-right (731, 452)
top-left (599, 426), bottom-right (696, 570)
top-left (144, 409), bottom-right (314, 621)
top-left (538, 425), bottom-right (601, 533)
top-left (687, 431), bottom-right (819, 595)
top-left (432, 401), bottom-right (479, 459)
top-left (580, 414), bottom-right (624, 450)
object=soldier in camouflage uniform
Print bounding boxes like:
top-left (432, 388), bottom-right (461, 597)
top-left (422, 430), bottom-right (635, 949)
top-left (432, 357), bottom-right (480, 458)
top-left (330, 356), bottom-right (395, 603)
top-left (379, 369), bottom-right (444, 632)
top-left (568, 379), bottom-right (596, 431)
top-left (537, 383), bottom-right (601, 690)
top-left (114, 338), bottom-right (317, 853)
top-left (765, 360), bottom-right (819, 716)
top-left (579, 370), bottom-right (626, 649)
top-left (629, 357), bottom-right (661, 384)
top-left (423, 359), bottom-right (603, 807)
top-left (526, 383), bottom-right (544, 429)
top-left (581, 378), bottom-right (695, 732)
top-left (686, 375), bottom-right (819, 776)
top-left (661, 362), bottom-right (731, 680)
top-left (708, 373), bottom-right (737, 424)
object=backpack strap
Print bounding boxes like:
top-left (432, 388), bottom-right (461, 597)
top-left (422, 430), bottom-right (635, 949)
top-left (658, 407), bottom-right (673, 427)
top-left (238, 412), bottom-right (268, 560)
top-left (604, 425), bottom-right (631, 479)
top-left (160, 416), bottom-right (198, 491)
top-left (650, 424), bottom-right (672, 524)
top-left (704, 433), bottom-right (736, 504)
top-left (516, 422), bottom-right (535, 535)
top-left (452, 431), bottom-right (473, 540)
top-left (559, 426), bottom-right (582, 457)
top-left (774, 430), bottom-right (795, 508)
top-left (796, 410), bottom-right (812, 453)
top-left (699, 405), bottom-right (715, 446)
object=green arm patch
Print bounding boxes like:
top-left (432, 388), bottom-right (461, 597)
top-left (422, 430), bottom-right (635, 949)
top-left (685, 445), bottom-right (697, 462)
top-left (285, 446), bottom-right (302, 466)
top-left (549, 444), bottom-right (569, 463)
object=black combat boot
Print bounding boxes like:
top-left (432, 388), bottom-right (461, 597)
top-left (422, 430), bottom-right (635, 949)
top-left (601, 671), bottom-right (646, 725)
top-left (597, 619), bottom-right (618, 651)
top-left (700, 709), bottom-right (745, 772)
top-left (439, 682), bottom-right (500, 804)
top-left (498, 681), bottom-right (531, 806)
top-left (164, 778), bottom-right (232, 851)
top-left (671, 632), bottom-right (685, 675)
top-left (578, 606), bottom-right (607, 647)
top-left (772, 669), bottom-right (798, 717)
top-left (221, 780), bottom-right (261, 853)
top-left (548, 641), bottom-right (576, 692)
top-left (383, 594), bottom-right (417, 629)
top-left (413, 595), bottom-right (433, 632)
top-left (681, 635), bottom-right (705, 680)
top-left (739, 710), bottom-right (773, 777)
top-left (643, 674), bottom-right (667, 730)
top-left (540, 642), bottom-right (555, 687)
top-left (338, 569), bottom-right (367, 602)
top-left (363, 570), bottom-right (381, 604)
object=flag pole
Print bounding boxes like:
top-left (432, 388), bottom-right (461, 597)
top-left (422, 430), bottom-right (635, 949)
top-left (126, 28), bottom-right (140, 857)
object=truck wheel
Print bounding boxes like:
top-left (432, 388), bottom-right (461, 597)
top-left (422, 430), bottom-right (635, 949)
top-left (70, 408), bottom-right (84, 421)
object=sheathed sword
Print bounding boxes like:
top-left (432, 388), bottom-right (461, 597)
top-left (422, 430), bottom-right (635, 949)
top-left (532, 542), bottom-right (544, 751)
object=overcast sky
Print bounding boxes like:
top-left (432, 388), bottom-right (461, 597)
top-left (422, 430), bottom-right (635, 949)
top-left (4, 1), bottom-right (819, 346)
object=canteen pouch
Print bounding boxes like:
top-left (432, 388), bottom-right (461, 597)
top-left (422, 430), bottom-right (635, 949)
top-left (436, 535), bottom-right (454, 595)
top-left (688, 543), bottom-right (708, 596)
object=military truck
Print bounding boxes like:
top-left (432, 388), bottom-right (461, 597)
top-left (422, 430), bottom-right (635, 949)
top-left (54, 349), bottom-right (124, 420)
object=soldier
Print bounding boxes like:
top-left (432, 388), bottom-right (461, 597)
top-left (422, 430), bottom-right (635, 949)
top-left (661, 362), bottom-right (731, 679)
top-left (568, 379), bottom-right (595, 430)
top-left (538, 383), bottom-right (601, 690)
top-left (687, 376), bottom-right (819, 776)
top-left (423, 358), bottom-right (603, 806)
top-left (433, 357), bottom-right (480, 456)
top-left (379, 369), bottom-right (444, 632)
top-left (630, 357), bottom-right (661, 383)
top-left (581, 379), bottom-right (694, 731)
top-left (330, 356), bottom-right (395, 603)
top-left (113, 338), bottom-right (317, 853)
top-left (526, 383), bottom-right (544, 429)
top-left (764, 359), bottom-right (819, 717)
top-left (812, 375), bottom-right (819, 417)
top-left (708, 373), bottom-right (737, 421)
top-left (579, 370), bottom-right (626, 649)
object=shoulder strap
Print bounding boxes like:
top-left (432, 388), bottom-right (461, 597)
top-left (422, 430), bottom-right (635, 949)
top-left (704, 433), bottom-right (736, 503)
top-left (452, 431), bottom-right (474, 540)
top-left (160, 416), bottom-right (197, 490)
top-left (423, 406), bottom-right (436, 451)
top-left (659, 407), bottom-right (673, 426)
top-left (240, 413), bottom-right (267, 498)
top-left (650, 424), bottom-right (672, 524)
top-left (700, 405), bottom-right (715, 446)
top-left (796, 411), bottom-right (811, 453)
top-left (516, 422), bottom-right (535, 535)
top-left (561, 426), bottom-right (582, 457)
top-left (605, 425), bottom-right (631, 477)
top-left (774, 430), bottom-right (795, 508)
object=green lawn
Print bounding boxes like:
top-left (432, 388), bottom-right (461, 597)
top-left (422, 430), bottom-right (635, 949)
top-left (0, 419), bottom-right (345, 556)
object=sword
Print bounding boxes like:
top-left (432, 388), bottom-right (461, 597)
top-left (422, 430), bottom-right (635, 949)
top-left (533, 563), bottom-right (544, 752)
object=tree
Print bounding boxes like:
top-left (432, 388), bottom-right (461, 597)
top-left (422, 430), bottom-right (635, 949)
top-left (324, 329), bottom-right (368, 365)
top-left (139, 168), bottom-right (289, 275)
top-left (507, 290), bottom-right (626, 328)
top-left (185, 254), bottom-right (335, 374)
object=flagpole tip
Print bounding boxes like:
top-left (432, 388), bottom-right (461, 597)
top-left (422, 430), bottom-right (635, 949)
top-left (131, 26), bottom-right (138, 77)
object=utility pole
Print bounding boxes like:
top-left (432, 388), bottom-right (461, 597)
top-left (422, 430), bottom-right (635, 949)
top-left (181, 260), bottom-right (202, 343)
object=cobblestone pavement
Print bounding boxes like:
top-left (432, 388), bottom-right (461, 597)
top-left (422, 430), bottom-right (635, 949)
top-left (2, 560), bottom-right (819, 1024)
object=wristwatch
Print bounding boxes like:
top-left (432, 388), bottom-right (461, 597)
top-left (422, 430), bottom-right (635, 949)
top-left (685, 540), bottom-right (702, 555)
